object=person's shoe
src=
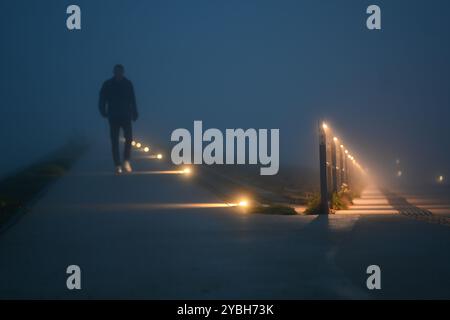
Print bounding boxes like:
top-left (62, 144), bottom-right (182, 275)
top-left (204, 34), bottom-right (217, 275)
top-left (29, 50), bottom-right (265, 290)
top-left (115, 166), bottom-right (123, 175)
top-left (122, 160), bottom-right (132, 173)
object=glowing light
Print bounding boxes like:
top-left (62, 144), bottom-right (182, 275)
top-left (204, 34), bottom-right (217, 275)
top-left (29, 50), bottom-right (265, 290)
top-left (397, 170), bottom-right (402, 177)
top-left (157, 154), bottom-right (163, 159)
top-left (340, 144), bottom-right (344, 149)
top-left (322, 123), bottom-right (328, 130)
top-left (130, 170), bottom-right (187, 175)
top-left (131, 141), bottom-right (136, 146)
top-left (333, 137), bottom-right (338, 142)
top-left (144, 147), bottom-right (150, 153)
top-left (345, 150), bottom-right (349, 154)
top-left (136, 143), bottom-right (142, 148)
top-left (79, 202), bottom-right (233, 211)
top-left (438, 175), bottom-right (444, 183)
top-left (183, 167), bottom-right (192, 175)
top-left (238, 200), bottom-right (249, 207)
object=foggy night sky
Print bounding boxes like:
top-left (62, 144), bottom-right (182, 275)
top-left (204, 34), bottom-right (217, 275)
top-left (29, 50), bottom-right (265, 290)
top-left (0, 0), bottom-right (449, 183)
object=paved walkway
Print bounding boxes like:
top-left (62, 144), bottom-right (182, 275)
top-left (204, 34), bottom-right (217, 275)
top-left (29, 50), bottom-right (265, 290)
top-left (1, 144), bottom-right (450, 299)
top-left (336, 186), bottom-right (398, 215)
top-left (337, 185), bottom-right (450, 228)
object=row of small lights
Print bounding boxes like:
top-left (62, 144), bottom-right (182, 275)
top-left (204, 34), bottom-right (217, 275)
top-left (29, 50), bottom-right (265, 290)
top-left (131, 140), bottom-right (163, 159)
top-left (131, 139), bottom-right (248, 206)
top-left (322, 122), bottom-right (366, 175)
top-left (131, 139), bottom-right (192, 175)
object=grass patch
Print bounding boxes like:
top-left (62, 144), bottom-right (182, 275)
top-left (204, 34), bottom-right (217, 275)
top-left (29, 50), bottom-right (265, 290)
top-left (331, 189), bottom-right (355, 210)
top-left (0, 140), bottom-right (88, 227)
top-left (304, 192), bottom-right (322, 215)
top-left (249, 204), bottom-right (297, 215)
top-left (303, 185), bottom-right (360, 214)
top-left (334, 184), bottom-right (355, 209)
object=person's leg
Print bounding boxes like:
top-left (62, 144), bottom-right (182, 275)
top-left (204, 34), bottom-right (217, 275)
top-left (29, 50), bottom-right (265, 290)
top-left (109, 119), bottom-right (121, 166)
top-left (122, 120), bottom-right (133, 162)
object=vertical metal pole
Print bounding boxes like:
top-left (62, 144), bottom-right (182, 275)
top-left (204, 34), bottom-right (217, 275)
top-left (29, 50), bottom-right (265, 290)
top-left (339, 145), bottom-right (344, 190)
top-left (331, 139), bottom-right (338, 194)
top-left (347, 158), bottom-right (352, 190)
top-left (319, 122), bottom-right (329, 214)
top-left (344, 153), bottom-right (349, 186)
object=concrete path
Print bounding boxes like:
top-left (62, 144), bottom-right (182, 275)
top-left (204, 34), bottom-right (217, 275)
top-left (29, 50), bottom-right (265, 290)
top-left (336, 186), bottom-right (398, 215)
top-left (1, 143), bottom-right (450, 299)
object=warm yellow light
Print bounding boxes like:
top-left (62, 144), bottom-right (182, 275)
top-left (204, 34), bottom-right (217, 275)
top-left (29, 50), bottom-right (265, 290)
top-left (131, 141), bottom-right (136, 146)
top-left (322, 123), bottom-right (328, 130)
top-left (333, 137), bottom-right (338, 142)
top-left (136, 143), bottom-right (142, 148)
top-left (345, 150), bottom-right (349, 154)
top-left (340, 144), bottom-right (344, 148)
top-left (183, 167), bottom-right (192, 175)
top-left (238, 200), bottom-right (249, 207)
top-left (438, 175), bottom-right (444, 182)
top-left (143, 147), bottom-right (150, 153)
top-left (157, 154), bottom-right (163, 159)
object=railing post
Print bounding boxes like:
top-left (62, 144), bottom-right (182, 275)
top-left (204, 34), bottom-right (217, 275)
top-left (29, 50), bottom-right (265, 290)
top-left (347, 157), bottom-right (352, 190)
top-left (344, 152), bottom-right (349, 186)
top-left (339, 144), bottom-right (344, 190)
top-left (319, 122), bottom-right (330, 214)
top-left (331, 138), bottom-right (338, 194)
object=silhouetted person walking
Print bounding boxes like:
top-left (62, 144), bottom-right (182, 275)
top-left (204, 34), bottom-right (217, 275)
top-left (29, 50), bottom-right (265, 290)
top-left (99, 64), bottom-right (138, 174)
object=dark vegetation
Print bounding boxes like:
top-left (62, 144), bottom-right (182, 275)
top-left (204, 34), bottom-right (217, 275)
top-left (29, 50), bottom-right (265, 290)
top-left (304, 192), bottom-right (322, 215)
top-left (249, 204), bottom-right (297, 215)
top-left (0, 140), bottom-right (88, 227)
top-left (304, 183), bottom-right (363, 214)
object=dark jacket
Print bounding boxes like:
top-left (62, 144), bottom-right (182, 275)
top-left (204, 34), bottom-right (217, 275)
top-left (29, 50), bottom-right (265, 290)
top-left (98, 77), bottom-right (138, 121)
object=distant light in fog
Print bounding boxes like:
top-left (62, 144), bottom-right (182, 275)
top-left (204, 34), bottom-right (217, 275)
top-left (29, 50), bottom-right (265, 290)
top-left (396, 159), bottom-right (400, 165)
top-left (437, 175), bottom-right (444, 183)
top-left (397, 170), bottom-right (402, 177)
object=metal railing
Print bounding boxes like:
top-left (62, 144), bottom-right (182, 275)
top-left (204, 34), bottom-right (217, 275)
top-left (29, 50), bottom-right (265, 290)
top-left (318, 121), bottom-right (367, 214)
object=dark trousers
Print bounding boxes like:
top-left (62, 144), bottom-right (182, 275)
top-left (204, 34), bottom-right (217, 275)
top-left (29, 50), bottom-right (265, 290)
top-left (109, 118), bottom-right (133, 166)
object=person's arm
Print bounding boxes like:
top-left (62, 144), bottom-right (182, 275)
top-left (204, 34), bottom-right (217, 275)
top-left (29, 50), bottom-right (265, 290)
top-left (98, 82), bottom-right (108, 117)
top-left (130, 82), bottom-right (138, 121)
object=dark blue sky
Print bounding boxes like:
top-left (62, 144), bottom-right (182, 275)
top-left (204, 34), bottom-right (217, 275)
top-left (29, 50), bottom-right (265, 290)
top-left (1, 0), bottom-right (449, 181)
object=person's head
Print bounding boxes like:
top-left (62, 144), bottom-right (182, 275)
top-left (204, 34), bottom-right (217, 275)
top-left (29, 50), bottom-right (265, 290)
top-left (113, 64), bottom-right (125, 80)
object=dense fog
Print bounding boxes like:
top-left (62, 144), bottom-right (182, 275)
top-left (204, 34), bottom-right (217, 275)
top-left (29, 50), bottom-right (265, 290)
top-left (1, 0), bottom-right (449, 185)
